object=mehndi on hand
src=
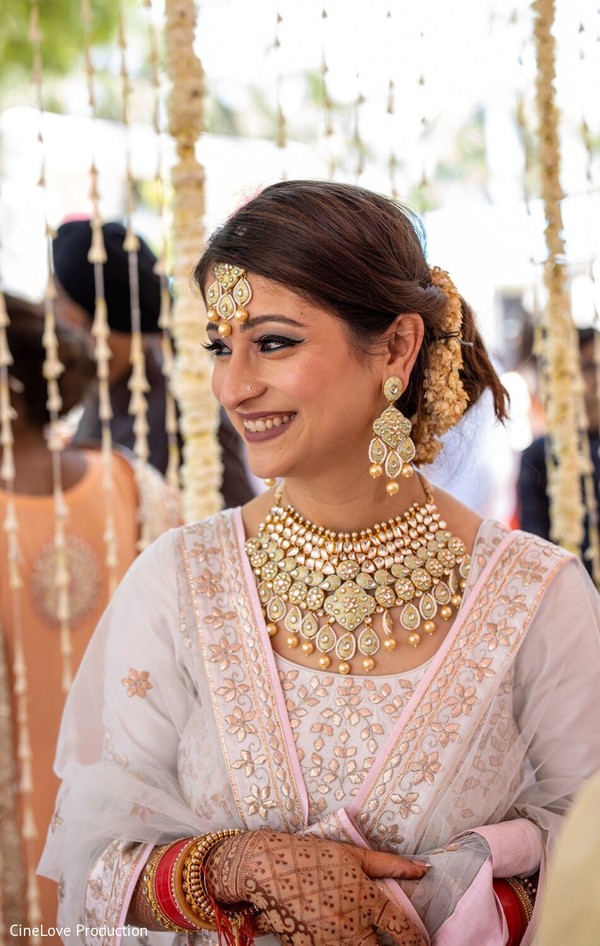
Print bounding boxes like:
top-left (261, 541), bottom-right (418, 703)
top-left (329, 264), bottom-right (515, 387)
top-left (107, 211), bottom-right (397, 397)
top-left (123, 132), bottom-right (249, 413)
top-left (205, 830), bottom-right (429, 946)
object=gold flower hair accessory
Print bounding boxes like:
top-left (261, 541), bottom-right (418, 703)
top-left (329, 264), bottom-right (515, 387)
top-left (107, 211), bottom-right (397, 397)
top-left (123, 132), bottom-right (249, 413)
top-left (206, 262), bottom-right (252, 337)
top-left (415, 266), bottom-right (469, 465)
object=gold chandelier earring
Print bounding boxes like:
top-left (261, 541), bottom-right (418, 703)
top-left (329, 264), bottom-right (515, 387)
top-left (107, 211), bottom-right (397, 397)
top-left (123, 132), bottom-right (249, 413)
top-left (369, 376), bottom-right (415, 494)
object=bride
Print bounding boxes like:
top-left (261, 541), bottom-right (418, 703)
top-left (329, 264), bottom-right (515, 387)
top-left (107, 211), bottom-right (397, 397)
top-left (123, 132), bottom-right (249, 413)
top-left (40, 180), bottom-right (600, 946)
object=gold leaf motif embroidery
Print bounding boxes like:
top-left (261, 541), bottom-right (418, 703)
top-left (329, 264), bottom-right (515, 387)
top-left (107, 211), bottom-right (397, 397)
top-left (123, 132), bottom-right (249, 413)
top-left (204, 606), bottom-right (236, 629)
top-left (121, 668), bottom-right (153, 698)
top-left (194, 568), bottom-right (224, 598)
top-left (208, 635), bottom-right (242, 670)
top-left (409, 750), bottom-right (442, 785)
top-left (216, 677), bottom-right (250, 702)
top-left (225, 706), bottom-right (257, 742)
top-left (243, 784), bottom-right (278, 819)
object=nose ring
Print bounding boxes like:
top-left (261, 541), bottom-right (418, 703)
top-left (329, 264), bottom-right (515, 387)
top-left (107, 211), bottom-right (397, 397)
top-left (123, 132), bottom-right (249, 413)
top-left (244, 383), bottom-right (252, 392)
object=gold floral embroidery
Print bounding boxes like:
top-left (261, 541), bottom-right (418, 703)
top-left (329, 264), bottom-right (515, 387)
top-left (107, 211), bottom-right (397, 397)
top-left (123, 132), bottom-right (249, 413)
top-left (409, 750), bottom-right (442, 785)
top-left (233, 749), bottom-right (267, 777)
top-left (465, 656), bottom-right (495, 681)
top-left (225, 705), bottom-right (257, 742)
top-left (194, 567), bottom-right (224, 598)
top-left (516, 558), bottom-right (545, 586)
top-left (390, 792), bottom-right (421, 819)
top-left (371, 822), bottom-right (405, 851)
top-left (208, 634), bottom-right (242, 670)
top-left (216, 676), bottom-right (250, 702)
top-left (481, 619), bottom-right (513, 651)
top-left (430, 721), bottom-right (460, 746)
top-left (121, 668), bottom-right (153, 698)
top-left (205, 605), bottom-right (236, 629)
top-left (447, 684), bottom-right (477, 717)
top-left (499, 593), bottom-right (528, 616)
top-left (279, 665), bottom-right (415, 818)
top-left (243, 784), bottom-right (278, 819)
top-left (186, 540), bottom-right (220, 564)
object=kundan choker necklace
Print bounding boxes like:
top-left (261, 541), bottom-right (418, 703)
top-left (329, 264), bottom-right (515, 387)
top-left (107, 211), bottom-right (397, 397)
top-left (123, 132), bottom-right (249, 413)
top-left (245, 482), bottom-right (471, 675)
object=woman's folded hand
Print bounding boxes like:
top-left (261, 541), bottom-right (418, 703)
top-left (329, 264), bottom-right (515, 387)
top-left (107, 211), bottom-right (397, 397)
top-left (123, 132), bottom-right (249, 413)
top-left (205, 830), bottom-right (429, 946)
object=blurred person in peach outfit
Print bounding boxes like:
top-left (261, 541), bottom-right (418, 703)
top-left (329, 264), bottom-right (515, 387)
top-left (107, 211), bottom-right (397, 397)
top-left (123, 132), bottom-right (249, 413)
top-left (0, 295), bottom-right (180, 941)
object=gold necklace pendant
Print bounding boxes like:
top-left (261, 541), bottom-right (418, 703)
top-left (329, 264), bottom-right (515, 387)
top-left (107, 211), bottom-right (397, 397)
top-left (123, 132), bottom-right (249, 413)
top-left (245, 495), bottom-right (471, 675)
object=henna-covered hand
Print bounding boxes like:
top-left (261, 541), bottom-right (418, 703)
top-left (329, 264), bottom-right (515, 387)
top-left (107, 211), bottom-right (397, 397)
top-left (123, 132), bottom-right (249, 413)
top-left (205, 831), bottom-right (429, 946)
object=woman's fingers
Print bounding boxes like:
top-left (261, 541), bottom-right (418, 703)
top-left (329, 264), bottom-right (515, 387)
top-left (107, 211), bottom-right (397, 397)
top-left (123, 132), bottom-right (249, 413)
top-left (370, 888), bottom-right (428, 946)
top-left (355, 846), bottom-right (430, 880)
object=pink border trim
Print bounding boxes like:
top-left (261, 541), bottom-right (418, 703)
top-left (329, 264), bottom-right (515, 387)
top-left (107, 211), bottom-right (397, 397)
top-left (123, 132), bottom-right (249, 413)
top-left (232, 507), bottom-right (309, 824)
top-left (349, 529), bottom-right (517, 816)
top-left (115, 841), bottom-right (154, 946)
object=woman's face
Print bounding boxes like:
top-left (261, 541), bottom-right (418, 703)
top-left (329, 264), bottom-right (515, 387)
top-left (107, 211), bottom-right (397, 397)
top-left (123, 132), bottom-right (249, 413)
top-left (205, 274), bottom-right (388, 484)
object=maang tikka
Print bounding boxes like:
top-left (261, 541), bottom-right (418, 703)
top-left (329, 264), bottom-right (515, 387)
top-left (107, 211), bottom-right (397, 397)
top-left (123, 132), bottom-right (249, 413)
top-left (369, 376), bottom-right (416, 494)
top-left (206, 262), bottom-right (252, 337)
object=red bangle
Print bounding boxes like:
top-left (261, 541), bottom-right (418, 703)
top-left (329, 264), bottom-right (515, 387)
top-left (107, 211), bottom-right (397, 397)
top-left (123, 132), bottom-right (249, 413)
top-left (493, 879), bottom-right (527, 946)
top-left (154, 839), bottom-right (199, 931)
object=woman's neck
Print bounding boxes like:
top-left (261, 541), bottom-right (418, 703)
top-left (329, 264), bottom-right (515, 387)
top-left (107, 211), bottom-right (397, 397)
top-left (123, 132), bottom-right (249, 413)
top-left (9, 433), bottom-right (88, 495)
top-left (272, 471), bottom-right (430, 534)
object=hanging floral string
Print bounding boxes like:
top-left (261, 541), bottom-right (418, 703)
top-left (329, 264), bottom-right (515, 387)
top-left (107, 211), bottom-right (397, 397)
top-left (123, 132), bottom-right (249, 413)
top-left (144, 0), bottom-right (181, 491)
top-left (319, 7), bottom-right (337, 180)
top-left (7, 4), bottom-right (49, 933)
top-left (273, 9), bottom-right (287, 176)
top-left (0, 289), bottom-right (28, 938)
top-left (32, 3), bottom-right (73, 700)
top-left (532, 0), bottom-right (587, 556)
top-left (117, 0), bottom-right (152, 550)
top-left (165, 0), bottom-right (221, 522)
top-left (351, 72), bottom-right (366, 182)
top-left (82, 0), bottom-right (120, 594)
top-left (416, 15), bottom-right (430, 207)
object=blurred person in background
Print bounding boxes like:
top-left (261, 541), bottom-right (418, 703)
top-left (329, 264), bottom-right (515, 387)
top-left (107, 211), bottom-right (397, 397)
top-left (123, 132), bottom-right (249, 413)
top-left (52, 220), bottom-right (255, 508)
top-left (0, 294), bottom-right (180, 940)
top-left (517, 327), bottom-right (600, 573)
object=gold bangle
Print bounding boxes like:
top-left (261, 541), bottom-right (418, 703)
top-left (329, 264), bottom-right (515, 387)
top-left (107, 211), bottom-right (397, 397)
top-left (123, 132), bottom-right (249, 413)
top-left (505, 876), bottom-right (535, 925)
top-left (181, 829), bottom-right (253, 927)
top-left (171, 837), bottom-right (218, 930)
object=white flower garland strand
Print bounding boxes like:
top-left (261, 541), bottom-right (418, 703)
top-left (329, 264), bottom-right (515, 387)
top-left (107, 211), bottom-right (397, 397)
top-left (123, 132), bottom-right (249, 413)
top-left (144, 0), bottom-right (181, 492)
top-left (0, 290), bottom-right (30, 934)
top-left (532, 0), bottom-right (587, 555)
top-left (118, 1), bottom-right (152, 551)
top-left (166, 0), bottom-right (221, 522)
top-left (82, 0), bottom-right (120, 594)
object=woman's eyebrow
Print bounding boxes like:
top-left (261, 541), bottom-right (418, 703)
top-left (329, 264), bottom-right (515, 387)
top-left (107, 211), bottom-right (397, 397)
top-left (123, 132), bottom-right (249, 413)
top-left (206, 314), bottom-right (306, 332)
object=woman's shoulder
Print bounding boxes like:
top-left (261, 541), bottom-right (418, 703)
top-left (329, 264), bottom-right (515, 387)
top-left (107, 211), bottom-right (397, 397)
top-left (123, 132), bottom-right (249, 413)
top-left (175, 505), bottom-right (242, 555)
top-left (475, 518), bottom-right (576, 562)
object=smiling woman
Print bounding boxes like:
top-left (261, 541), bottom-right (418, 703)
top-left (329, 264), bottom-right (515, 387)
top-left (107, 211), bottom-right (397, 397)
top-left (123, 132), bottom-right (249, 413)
top-left (40, 180), bottom-right (600, 946)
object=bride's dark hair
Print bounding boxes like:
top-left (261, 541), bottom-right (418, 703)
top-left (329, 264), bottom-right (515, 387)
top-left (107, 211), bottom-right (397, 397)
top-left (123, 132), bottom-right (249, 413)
top-left (195, 180), bottom-right (508, 448)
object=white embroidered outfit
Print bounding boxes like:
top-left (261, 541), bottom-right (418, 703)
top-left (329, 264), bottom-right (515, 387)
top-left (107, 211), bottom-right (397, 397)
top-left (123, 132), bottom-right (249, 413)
top-left (39, 509), bottom-right (600, 946)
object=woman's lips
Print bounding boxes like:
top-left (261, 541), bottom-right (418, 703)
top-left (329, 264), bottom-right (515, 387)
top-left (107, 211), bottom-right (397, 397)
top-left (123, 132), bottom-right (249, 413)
top-left (241, 413), bottom-right (295, 442)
